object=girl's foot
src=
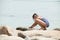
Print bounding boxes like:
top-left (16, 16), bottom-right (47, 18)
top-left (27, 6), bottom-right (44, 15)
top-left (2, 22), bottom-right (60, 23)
top-left (39, 28), bottom-right (46, 30)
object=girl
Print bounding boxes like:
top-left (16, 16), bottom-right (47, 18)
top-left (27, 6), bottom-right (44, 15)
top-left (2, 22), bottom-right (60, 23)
top-left (29, 13), bottom-right (49, 30)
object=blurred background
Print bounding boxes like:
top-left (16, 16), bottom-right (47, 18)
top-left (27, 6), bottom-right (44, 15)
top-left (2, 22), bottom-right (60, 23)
top-left (0, 0), bottom-right (60, 30)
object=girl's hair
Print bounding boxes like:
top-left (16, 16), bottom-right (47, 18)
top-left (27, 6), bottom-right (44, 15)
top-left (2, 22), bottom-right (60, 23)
top-left (32, 13), bottom-right (38, 19)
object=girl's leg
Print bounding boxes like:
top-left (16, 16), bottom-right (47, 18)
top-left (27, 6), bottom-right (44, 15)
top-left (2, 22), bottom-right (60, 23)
top-left (39, 25), bottom-right (46, 30)
top-left (35, 19), bottom-right (47, 30)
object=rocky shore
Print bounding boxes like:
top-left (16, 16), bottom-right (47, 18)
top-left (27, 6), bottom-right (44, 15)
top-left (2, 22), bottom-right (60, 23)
top-left (0, 26), bottom-right (60, 40)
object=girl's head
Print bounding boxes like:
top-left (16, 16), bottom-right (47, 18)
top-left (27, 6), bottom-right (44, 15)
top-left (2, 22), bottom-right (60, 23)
top-left (32, 13), bottom-right (38, 19)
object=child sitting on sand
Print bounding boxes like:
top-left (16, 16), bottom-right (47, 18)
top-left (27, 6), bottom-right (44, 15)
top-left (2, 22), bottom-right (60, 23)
top-left (29, 13), bottom-right (49, 30)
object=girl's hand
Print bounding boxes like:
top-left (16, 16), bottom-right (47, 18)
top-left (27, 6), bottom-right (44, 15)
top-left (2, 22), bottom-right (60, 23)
top-left (29, 27), bottom-right (33, 30)
top-left (29, 26), bottom-right (33, 28)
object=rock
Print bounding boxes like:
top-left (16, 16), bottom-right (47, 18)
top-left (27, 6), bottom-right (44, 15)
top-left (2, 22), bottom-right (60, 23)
top-left (23, 30), bottom-right (60, 40)
top-left (54, 28), bottom-right (60, 31)
top-left (16, 27), bottom-right (28, 31)
top-left (0, 26), bottom-right (27, 39)
top-left (0, 26), bottom-right (12, 36)
top-left (31, 36), bottom-right (57, 40)
top-left (16, 27), bottom-right (36, 31)
top-left (0, 35), bottom-right (25, 40)
top-left (18, 33), bottom-right (26, 38)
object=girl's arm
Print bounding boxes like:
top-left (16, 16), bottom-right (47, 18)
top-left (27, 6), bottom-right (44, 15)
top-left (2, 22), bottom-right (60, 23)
top-left (29, 22), bottom-right (37, 28)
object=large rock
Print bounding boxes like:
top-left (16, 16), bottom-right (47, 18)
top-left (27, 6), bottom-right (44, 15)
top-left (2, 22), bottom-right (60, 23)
top-left (0, 26), bottom-right (26, 39)
top-left (0, 26), bottom-right (12, 36)
top-left (0, 35), bottom-right (25, 40)
top-left (23, 30), bottom-right (60, 40)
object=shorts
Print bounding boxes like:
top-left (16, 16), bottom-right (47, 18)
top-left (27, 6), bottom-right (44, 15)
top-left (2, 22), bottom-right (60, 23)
top-left (41, 18), bottom-right (49, 27)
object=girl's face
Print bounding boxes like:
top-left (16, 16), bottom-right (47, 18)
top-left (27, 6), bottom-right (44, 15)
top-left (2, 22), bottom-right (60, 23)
top-left (33, 15), bottom-right (38, 19)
